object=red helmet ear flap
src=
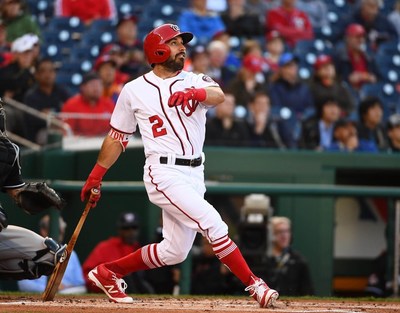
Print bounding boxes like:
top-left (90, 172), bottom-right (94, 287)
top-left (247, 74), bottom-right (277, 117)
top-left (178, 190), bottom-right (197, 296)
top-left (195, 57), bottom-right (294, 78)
top-left (144, 24), bottom-right (193, 66)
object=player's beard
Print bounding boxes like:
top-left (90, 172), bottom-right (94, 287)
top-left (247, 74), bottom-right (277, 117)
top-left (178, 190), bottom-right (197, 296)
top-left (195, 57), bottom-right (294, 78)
top-left (162, 53), bottom-right (185, 72)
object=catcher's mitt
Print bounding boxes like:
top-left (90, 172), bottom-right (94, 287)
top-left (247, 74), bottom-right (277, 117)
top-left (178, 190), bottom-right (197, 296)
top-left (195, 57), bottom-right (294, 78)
top-left (15, 182), bottom-right (66, 215)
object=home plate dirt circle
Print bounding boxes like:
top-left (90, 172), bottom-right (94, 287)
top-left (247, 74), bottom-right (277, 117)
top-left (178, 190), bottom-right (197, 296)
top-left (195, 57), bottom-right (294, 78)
top-left (0, 295), bottom-right (399, 313)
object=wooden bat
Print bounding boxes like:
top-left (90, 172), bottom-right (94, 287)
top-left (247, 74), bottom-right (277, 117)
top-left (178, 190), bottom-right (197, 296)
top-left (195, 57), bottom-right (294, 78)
top-left (42, 188), bottom-right (100, 301)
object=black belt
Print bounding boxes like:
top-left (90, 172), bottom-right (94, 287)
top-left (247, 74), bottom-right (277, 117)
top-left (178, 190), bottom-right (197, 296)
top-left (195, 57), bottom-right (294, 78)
top-left (159, 156), bottom-right (202, 167)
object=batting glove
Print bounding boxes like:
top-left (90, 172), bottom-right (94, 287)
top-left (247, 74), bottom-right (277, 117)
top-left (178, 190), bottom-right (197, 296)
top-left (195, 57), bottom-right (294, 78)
top-left (81, 163), bottom-right (107, 207)
top-left (168, 88), bottom-right (207, 108)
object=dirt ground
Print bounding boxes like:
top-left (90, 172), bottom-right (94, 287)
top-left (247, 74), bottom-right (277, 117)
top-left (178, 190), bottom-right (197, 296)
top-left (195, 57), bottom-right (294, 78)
top-left (0, 294), bottom-right (400, 313)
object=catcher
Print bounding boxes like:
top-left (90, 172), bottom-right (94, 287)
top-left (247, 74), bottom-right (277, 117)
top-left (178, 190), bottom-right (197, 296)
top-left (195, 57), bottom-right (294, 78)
top-left (0, 98), bottom-right (66, 281)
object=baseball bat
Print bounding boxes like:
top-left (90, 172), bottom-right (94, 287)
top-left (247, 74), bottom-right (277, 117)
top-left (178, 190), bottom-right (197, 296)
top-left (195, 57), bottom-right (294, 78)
top-left (42, 188), bottom-right (100, 301)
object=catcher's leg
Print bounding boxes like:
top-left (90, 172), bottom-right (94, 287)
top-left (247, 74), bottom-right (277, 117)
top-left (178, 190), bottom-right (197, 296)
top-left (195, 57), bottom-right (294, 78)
top-left (0, 225), bottom-right (66, 280)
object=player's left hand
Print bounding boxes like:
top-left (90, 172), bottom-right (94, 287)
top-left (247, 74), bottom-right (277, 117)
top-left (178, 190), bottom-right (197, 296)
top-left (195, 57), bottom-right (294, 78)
top-left (168, 88), bottom-right (206, 108)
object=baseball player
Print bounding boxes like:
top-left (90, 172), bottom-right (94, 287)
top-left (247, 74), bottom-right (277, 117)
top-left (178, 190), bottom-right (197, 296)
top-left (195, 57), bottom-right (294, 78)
top-left (0, 99), bottom-right (66, 281)
top-left (81, 24), bottom-right (279, 308)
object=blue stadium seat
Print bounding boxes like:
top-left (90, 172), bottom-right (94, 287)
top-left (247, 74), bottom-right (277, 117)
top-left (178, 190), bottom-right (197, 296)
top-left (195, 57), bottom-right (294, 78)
top-left (42, 29), bottom-right (75, 56)
top-left (40, 43), bottom-right (64, 63)
top-left (55, 71), bottom-right (82, 95)
top-left (114, 0), bottom-right (144, 19)
top-left (89, 19), bottom-right (115, 32)
top-left (360, 82), bottom-right (400, 119)
top-left (70, 45), bottom-right (100, 62)
top-left (142, 3), bottom-right (181, 24)
top-left (26, 0), bottom-right (54, 27)
top-left (59, 60), bottom-right (93, 75)
top-left (376, 40), bottom-right (400, 58)
top-left (80, 29), bottom-right (116, 50)
top-left (375, 54), bottom-right (400, 83)
top-left (47, 16), bottom-right (85, 40)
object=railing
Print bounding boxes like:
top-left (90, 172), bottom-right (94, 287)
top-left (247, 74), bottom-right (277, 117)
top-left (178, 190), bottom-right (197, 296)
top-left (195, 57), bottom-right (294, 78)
top-left (49, 180), bottom-right (400, 296)
top-left (4, 97), bottom-right (73, 151)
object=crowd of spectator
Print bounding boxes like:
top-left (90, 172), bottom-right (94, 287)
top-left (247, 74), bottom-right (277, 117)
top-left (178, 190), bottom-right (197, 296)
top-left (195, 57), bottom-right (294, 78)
top-left (0, 0), bottom-right (399, 153)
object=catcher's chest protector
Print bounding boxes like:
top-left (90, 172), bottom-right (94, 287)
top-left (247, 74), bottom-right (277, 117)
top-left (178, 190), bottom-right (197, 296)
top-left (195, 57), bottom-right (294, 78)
top-left (0, 138), bottom-right (17, 186)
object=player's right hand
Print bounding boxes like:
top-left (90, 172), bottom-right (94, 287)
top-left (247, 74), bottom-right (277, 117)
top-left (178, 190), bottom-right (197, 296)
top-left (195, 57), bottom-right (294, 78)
top-left (81, 177), bottom-right (102, 207)
top-left (80, 163), bottom-right (107, 207)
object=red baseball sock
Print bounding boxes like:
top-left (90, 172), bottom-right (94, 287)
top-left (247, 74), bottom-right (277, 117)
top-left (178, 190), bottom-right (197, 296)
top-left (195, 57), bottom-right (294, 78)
top-left (212, 235), bottom-right (254, 286)
top-left (104, 243), bottom-right (162, 277)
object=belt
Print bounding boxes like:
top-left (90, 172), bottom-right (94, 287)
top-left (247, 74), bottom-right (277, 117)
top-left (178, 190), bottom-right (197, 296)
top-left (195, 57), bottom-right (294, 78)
top-left (159, 156), bottom-right (202, 167)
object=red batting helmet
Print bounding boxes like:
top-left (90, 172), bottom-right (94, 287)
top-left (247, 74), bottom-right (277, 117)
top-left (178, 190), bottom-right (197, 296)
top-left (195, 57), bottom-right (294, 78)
top-left (144, 24), bottom-right (193, 66)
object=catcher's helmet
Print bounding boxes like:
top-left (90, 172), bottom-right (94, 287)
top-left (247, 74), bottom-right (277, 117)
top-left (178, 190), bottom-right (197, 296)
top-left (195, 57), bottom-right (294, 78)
top-left (144, 24), bottom-right (193, 66)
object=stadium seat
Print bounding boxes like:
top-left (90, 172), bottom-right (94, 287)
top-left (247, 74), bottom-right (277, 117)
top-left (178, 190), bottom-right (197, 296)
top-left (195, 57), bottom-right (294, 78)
top-left (55, 70), bottom-right (83, 95)
top-left (47, 16), bottom-right (85, 40)
top-left (26, 0), bottom-right (54, 27)
top-left (41, 43), bottom-right (64, 64)
top-left (70, 45), bottom-right (100, 62)
top-left (376, 40), bottom-right (400, 58)
top-left (114, 0), bottom-right (144, 19)
top-left (80, 29), bottom-right (116, 51)
top-left (375, 54), bottom-right (400, 83)
top-left (42, 29), bottom-right (75, 56)
top-left (89, 19), bottom-right (115, 32)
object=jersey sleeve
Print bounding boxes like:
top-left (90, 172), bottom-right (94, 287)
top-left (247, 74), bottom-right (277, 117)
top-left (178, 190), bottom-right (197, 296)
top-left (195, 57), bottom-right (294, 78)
top-left (191, 73), bottom-right (220, 89)
top-left (110, 84), bottom-right (137, 134)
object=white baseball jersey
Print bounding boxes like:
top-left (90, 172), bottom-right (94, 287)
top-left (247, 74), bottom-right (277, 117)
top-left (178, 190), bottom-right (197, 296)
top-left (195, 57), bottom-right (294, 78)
top-left (110, 70), bottom-right (219, 157)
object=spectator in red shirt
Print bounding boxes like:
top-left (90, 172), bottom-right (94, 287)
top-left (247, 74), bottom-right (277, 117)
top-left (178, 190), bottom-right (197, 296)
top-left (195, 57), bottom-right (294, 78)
top-left (54, 0), bottom-right (117, 25)
top-left (265, 0), bottom-right (314, 48)
top-left (82, 212), bottom-right (152, 293)
top-left (61, 72), bottom-right (115, 137)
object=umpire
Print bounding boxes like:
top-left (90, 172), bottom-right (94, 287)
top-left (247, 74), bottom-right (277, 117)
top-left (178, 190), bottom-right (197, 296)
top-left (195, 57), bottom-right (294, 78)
top-left (0, 98), bottom-right (66, 281)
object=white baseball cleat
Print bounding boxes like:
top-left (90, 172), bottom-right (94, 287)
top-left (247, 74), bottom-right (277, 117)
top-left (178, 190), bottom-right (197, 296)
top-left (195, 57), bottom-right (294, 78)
top-left (245, 277), bottom-right (279, 308)
top-left (88, 264), bottom-right (134, 304)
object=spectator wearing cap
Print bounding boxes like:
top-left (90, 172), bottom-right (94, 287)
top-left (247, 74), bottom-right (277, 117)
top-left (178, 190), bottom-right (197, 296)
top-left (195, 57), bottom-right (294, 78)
top-left (221, 0), bottom-right (264, 38)
top-left (246, 91), bottom-right (286, 148)
top-left (344, 0), bottom-right (397, 51)
top-left (263, 30), bottom-right (285, 79)
top-left (54, 0), bottom-right (117, 26)
top-left (60, 72), bottom-right (114, 137)
top-left (265, 0), bottom-right (314, 48)
top-left (24, 58), bottom-right (70, 145)
top-left (333, 23), bottom-right (379, 92)
top-left (0, 34), bottom-right (35, 102)
top-left (386, 114), bottom-right (400, 153)
top-left (298, 96), bottom-right (341, 150)
top-left (268, 52), bottom-right (314, 148)
top-left (178, 0), bottom-right (226, 46)
top-left (206, 40), bottom-right (236, 89)
top-left (227, 52), bottom-right (268, 110)
top-left (205, 91), bottom-right (251, 147)
top-left (0, 0), bottom-right (41, 43)
top-left (356, 96), bottom-right (388, 152)
top-left (94, 54), bottom-right (122, 104)
top-left (296, 0), bottom-right (329, 29)
top-left (308, 54), bottom-right (356, 117)
top-left (82, 212), bottom-right (153, 294)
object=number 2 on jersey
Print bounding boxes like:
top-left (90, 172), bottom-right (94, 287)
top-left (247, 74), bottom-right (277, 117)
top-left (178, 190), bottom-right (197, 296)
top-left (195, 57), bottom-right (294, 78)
top-left (149, 115), bottom-right (167, 138)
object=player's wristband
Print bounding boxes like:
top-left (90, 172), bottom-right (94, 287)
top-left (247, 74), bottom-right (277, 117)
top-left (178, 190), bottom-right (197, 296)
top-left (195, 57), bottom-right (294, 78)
top-left (90, 163), bottom-right (108, 179)
top-left (193, 88), bottom-right (207, 102)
